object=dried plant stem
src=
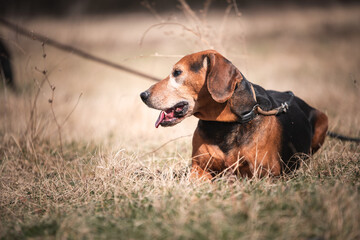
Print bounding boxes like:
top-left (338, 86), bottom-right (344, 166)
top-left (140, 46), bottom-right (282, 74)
top-left (141, 0), bottom-right (244, 55)
top-left (178, 0), bottom-right (202, 24)
top-left (232, 0), bottom-right (242, 17)
top-left (219, 4), bottom-right (233, 46)
top-left (24, 76), bottom-right (47, 141)
top-left (27, 43), bottom-right (83, 156)
top-left (201, 0), bottom-right (212, 21)
top-left (61, 92), bottom-right (83, 127)
top-left (140, 22), bottom-right (212, 49)
top-left (140, 134), bottom-right (192, 158)
top-left (141, 0), bottom-right (164, 22)
top-left (47, 82), bottom-right (63, 155)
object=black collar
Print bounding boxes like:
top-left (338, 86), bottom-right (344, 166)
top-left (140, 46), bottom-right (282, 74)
top-left (237, 83), bottom-right (294, 124)
top-left (238, 104), bottom-right (259, 124)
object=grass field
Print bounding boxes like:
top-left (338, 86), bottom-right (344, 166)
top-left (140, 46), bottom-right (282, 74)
top-left (1, 4), bottom-right (360, 240)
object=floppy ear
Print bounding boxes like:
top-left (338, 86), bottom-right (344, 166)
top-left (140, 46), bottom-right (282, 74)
top-left (205, 52), bottom-right (242, 103)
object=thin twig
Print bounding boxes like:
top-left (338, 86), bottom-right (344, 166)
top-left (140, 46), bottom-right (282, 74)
top-left (61, 93), bottom-right (83, 127)
top-left (149, 53), bottom-right (184, 58)
top-left (213, 155), bottom-right (246, 179)
top-left (24, 76), bottom-right (46, 140)
top-left (201, 0), bottom-right (212, 22)
top-left (219, 4), bottom-right (233, 49)
top-left (40, 43), bottom-right (63, 156)
top-left (178, 0), bottom-right (202, 25)
top-left (142, 0), bottom-right (243, 53)
top-left (45, 74), bottom-right (64, 156)
top-left (140, 22), bottom-right (212, 49)
top-left (141, 0), bottom-right (164, 22)
top-left (178, 0), bottom-right (213, 49)
top-left (232, 0), bottom-right (242, 17)
top-left (140, 134), bottom-right (192, 158)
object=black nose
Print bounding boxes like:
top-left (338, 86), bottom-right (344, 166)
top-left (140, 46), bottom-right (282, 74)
top-left (140, 91), bottom-right (150, 103)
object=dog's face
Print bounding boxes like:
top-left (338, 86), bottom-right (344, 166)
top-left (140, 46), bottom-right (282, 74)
top-left (140, 50), bottom-right (243, 127)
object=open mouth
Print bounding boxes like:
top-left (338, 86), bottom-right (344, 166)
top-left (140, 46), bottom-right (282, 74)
top-left (155, 101), bottom-right (189, 128)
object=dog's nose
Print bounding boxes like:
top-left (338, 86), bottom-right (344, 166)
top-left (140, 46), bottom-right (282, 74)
top-left (140, 91), bottom-right (150, 103)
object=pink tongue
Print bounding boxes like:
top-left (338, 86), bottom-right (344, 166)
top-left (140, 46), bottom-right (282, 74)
top-left (155, 111), bottom-right (165, 128)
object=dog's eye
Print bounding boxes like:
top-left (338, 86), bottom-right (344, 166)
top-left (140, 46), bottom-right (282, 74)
top-left (173, 69), bottom-right (182, 77)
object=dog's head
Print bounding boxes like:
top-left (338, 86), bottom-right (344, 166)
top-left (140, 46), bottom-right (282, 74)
top-left (140, 50), bottom-right (244, 128)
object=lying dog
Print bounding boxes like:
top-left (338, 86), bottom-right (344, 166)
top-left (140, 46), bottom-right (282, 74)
top-left (140, 50), bottom-right (329, 180)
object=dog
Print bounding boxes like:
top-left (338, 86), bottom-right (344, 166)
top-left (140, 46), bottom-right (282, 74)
top-left (140, 50), bottom-right (329, 180)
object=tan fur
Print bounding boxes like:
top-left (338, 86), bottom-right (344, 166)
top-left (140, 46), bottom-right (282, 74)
top-left (191, 115), bottom-right (282, 179)
top-left (311, 110), bottom-right (328, 153)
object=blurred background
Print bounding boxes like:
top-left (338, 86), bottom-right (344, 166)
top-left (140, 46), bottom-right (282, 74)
top-left (1, 0), bottom-right (359, 15)
top-left (1, 0), bottom-right (359, 151)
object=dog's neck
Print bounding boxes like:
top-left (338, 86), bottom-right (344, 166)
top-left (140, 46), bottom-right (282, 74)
top-left (193, 100), bottom-right (238, 122)
top-left (229, 79), bottom-right (258, 117)
top-left (193, 79), bottom-right (259, 122)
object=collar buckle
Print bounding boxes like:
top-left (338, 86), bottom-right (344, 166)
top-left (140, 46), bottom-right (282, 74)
top-left (238, 104), bottom-right (259, 124)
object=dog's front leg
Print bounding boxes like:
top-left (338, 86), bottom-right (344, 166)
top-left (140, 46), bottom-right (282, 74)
top-left (189, 164), bottom-right (213, 181)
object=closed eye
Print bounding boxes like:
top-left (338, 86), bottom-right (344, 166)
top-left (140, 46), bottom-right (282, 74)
top-left (173, 69), bottom-right (182, 77)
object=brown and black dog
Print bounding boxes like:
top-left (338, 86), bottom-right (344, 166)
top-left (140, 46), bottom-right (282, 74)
top-left (140, 50), bottom-right (329, 180)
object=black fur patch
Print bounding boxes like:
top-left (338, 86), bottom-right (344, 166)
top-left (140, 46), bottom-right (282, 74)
top-left (199, 87), bottom-right (316, 173)
top-left (275, 94), bottom-right (314, 172)
top-left (197, 120), bottom-right (258, 154)
top-left (190, 60), bottom-right (203, 73)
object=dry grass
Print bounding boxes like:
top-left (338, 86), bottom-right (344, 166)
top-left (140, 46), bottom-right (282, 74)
top-left (1, 4), bottom-right (360, 240)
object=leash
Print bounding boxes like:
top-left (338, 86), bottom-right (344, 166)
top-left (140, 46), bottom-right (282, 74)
top-left (327, 131), bottom-right (360, 143)
top-left (250, 83), bottom-right (294, 115)
top-left (243, 83), bottom-right (360, 143)
top-left (0, 18), bottom-right (161, 82)
top-left (238, 83), bottom-right (294, 124)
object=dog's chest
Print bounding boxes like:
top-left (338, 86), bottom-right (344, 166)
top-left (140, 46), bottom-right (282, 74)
top-left (194, 118), bottom-right (282, 176)
top-left (197, 120), bottom-right (256, 154)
